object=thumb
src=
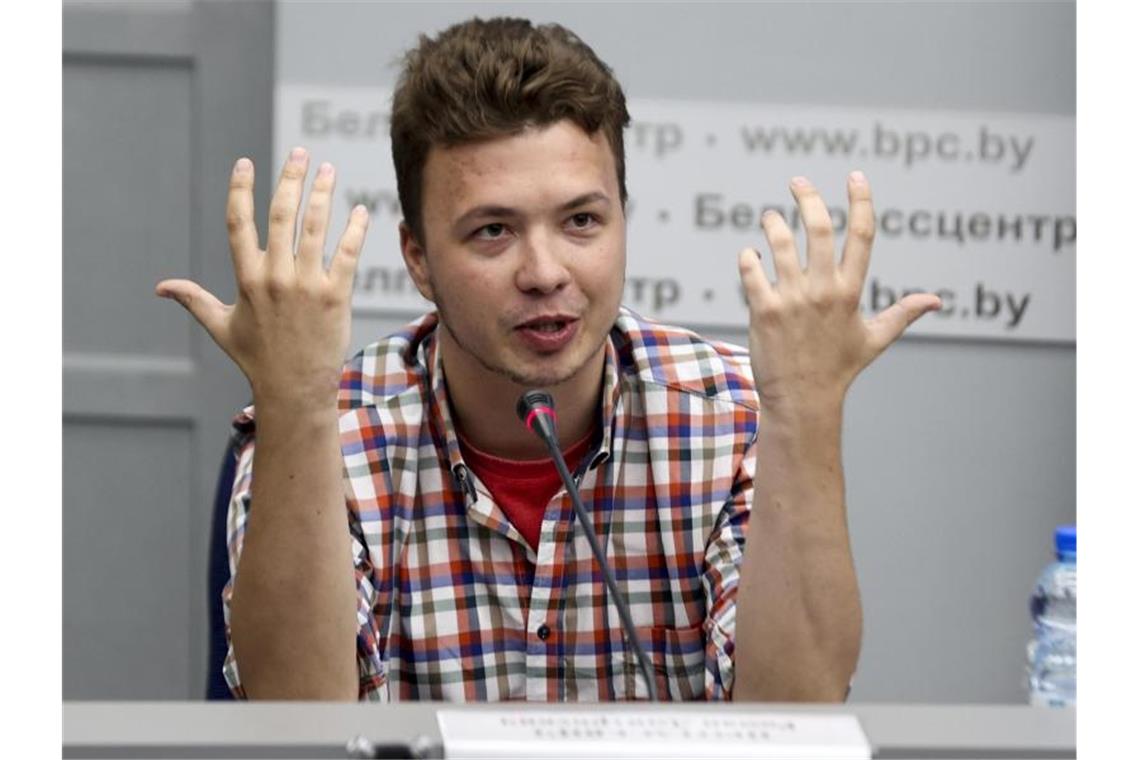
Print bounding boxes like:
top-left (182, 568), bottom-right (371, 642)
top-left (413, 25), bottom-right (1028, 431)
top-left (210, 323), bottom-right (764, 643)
top-left (866, 292), bottom-right (942, 354)
top-left (155, 279), bottom-right (229, 339)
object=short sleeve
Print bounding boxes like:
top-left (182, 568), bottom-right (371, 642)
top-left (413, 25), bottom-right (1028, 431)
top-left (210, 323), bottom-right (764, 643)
top-left (219, 422), bottom-right (388, 701)
top-left (700, 437), bottom-right (755, 700)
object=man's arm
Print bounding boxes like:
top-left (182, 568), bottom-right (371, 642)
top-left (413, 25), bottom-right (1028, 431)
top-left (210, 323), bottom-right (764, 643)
top-left (733, 398), bottom-right (860, 701)
top-left (228, 406), bottom-right (358, 700)
top-left (731, 172), bottom-right (940, 701)
top-left (157, 148), bottom-right (368, 699)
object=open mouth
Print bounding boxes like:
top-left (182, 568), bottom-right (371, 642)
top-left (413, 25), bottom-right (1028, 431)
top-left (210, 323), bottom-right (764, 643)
top-left (515, 316), bottom-right (580, 352)
top-left (526, 320), bottom-right (569, 333)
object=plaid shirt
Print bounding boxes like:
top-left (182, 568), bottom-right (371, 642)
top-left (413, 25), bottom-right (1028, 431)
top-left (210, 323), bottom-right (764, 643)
top-left (223, 307), bottom-right (759, 701)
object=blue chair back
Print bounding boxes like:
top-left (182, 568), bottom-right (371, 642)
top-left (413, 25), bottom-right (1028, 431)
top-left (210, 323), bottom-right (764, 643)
top-left (206, 436), bottom-right (240, 700)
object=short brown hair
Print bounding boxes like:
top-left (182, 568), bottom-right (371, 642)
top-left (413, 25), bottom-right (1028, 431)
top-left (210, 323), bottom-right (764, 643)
top-left (390, 17), bottom-right (631, 244)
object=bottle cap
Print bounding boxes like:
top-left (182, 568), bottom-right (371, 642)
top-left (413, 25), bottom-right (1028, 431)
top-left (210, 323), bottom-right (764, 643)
top-left (1054, 524), bottom-right (1076, 556)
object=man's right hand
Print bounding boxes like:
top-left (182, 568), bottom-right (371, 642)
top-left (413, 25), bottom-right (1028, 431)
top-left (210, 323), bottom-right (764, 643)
top-left (156, 147), bottom-right (369, 411)
top-left (156, 148), bottom-right (367, 699)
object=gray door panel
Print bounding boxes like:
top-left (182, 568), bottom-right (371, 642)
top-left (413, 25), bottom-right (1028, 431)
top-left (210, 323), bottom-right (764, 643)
top-left (63, 0), bottom-right (273, 700)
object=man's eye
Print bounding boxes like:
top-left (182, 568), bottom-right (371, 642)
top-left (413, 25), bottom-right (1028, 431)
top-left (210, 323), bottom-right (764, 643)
top-left (474, 223), bottom-right (507, 240)
top-left (568, 213), bottom-right (597, 230)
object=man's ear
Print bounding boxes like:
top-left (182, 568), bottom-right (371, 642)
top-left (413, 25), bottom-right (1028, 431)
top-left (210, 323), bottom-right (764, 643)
top-left (399, 221), bottom-right (435, 303)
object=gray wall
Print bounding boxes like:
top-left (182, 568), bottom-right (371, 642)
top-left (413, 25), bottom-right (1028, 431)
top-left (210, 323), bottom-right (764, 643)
top-left (63, 0), bottom-right (274, 699)
top-left (62, 0), bottom-right (1075, 704)
top-left (278, 1), bottom-right (1076, 704)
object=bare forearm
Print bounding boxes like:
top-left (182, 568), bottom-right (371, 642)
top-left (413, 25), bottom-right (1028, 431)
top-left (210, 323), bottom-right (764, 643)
top-left (229, 404), bottom-right (359, 700)
top-left (733, 400), bottom-right (862, 701)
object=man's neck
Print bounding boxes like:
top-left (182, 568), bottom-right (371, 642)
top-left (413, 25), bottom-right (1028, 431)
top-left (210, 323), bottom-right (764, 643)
top-left (438, 327), bottom-right (605, 461)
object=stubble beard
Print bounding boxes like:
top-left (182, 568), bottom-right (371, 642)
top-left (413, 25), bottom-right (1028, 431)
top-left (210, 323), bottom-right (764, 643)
top-left (432, 284), bottom-right (612, 390)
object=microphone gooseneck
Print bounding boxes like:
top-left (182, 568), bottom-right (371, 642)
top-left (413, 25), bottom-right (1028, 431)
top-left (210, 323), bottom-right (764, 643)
top-left (516, 390), bottom-right (660, 702)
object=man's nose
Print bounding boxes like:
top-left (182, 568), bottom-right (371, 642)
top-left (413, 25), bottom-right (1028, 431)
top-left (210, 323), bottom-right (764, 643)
top-left (514, 233), bottom-right (571, 294)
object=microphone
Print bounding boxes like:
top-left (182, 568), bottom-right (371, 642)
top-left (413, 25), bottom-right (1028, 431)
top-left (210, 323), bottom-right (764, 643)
top-left (516, 390), bottom-right (659, 702)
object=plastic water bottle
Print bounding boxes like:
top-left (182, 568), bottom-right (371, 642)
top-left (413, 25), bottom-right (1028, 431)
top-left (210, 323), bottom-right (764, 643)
top-left (1026, 524), bottom-right (1076, 708)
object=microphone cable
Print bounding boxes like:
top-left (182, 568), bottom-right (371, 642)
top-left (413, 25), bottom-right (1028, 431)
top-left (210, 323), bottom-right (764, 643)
top-left (516, 390), bottom-right (659, 702)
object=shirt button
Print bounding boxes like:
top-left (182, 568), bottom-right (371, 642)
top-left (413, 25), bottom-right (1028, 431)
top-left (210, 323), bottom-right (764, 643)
top-left (536, 623), bottom-right (551, 641)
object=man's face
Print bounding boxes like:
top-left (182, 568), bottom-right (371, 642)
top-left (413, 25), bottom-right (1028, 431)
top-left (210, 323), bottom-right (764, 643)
top-left (402, 120), bottom-right (626, 389)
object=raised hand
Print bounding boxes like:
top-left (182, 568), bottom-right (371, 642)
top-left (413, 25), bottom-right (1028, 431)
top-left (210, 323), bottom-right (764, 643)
top-left (156, 147), bottom-right (369, 410)
top-left (737, 172), bottom-right (941, 413)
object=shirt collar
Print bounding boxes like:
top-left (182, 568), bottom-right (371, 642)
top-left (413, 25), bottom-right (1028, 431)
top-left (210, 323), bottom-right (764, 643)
top-left (592, 333), bottom-right (621, 471)
top-left (418, 318), bottom-right (472, 499)
top-left (419, 313), bottom-right (625, 494)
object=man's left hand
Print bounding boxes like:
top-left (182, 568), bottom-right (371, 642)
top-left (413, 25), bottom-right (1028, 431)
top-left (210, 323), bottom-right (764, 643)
top-left (738, 172), bottom-right (941, 415)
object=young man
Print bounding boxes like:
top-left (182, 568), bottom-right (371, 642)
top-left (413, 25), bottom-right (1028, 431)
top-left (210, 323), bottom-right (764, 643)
top-left (157, 18), bottom-right (939, 702)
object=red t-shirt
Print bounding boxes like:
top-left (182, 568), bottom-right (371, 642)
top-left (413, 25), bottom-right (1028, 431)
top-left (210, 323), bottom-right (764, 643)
top-left (458, 427), bottom-right (596, 551)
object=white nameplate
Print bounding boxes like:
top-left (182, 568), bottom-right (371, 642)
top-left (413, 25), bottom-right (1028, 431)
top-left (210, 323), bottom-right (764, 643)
top-left (436, 709), bottom-right (872, 759)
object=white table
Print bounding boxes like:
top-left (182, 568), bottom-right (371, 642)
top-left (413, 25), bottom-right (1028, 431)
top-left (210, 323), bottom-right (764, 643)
top-left (63, 701), bottom-right (1075, 759)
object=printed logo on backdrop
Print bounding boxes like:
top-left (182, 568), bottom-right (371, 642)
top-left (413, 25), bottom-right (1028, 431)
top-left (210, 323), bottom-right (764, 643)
top-left (277, 85), bottom-right (1075, 343)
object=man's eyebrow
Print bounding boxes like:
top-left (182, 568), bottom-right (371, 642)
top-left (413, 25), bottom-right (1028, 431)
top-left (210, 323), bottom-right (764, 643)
top-left (557, 191), bottom-right (612, 212)
top-left (453, 205), bottom-right (518, 229)
top-left (453, 192), bottom-right (612, 228)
